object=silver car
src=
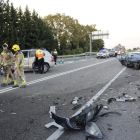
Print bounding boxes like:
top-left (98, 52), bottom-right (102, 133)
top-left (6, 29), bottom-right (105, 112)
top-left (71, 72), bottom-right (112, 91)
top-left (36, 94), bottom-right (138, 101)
top-left (22, 49), bottom-right (54, 72)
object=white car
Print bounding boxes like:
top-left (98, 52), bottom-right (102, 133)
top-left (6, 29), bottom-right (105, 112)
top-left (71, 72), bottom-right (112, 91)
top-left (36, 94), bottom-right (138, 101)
top-left (22, 49), bottom-right (54, 72)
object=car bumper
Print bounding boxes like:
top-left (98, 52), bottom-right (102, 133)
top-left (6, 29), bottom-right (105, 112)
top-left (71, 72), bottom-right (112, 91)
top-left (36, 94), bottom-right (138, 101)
top-left (49, 62), bottom-right (54, 68)
top-left (97, 56), bottom-right (106, 58)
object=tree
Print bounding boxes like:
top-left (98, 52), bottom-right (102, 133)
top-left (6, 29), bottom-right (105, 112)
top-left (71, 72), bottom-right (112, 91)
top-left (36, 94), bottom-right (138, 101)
top-left (43, 13), bottom-right (99, 55)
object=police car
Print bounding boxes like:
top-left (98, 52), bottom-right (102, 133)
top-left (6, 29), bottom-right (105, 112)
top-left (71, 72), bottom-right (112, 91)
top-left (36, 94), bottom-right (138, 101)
top-left (96, 49), bottom-right (109, 58)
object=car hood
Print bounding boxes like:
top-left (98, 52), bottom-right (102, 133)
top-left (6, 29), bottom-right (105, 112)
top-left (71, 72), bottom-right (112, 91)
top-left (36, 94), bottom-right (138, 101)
top-left (98, 53), bottom-right (105, 55)
top-left (128, 56), bottom-right (140, 62)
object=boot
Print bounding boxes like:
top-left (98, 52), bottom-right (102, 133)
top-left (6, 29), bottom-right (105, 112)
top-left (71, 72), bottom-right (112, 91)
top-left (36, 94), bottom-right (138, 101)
top-left (20, 85), bottom-right (26, 88)
top-left (12, 85), bottom-right (19, 88)
top-left (1, 83), bottom-right (7, 87)
top-left (8, 81), bottom-right (14, 85)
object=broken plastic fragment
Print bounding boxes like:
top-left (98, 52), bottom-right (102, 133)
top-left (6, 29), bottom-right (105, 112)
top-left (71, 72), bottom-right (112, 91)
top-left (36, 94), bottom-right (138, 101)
top-left (125, 95), bottom-right (132, 98)
top-left (107, 98), bottom-right (116, 104)
top-left (0, 110), bottom-right (4, 113)
top-left (72, 100), bottom-right (78, 104)
top-left (49, 106), bottom-right (56, 118)
top-left (72, 104), bottom-right (81, 110)
top-left (85, 122), bottom-right (103, 139)
top-left (103, 106), bottom-right (109, 110)
top-left (116, 99), bottom-right (125, 102)
top-left (11, 113), bottom-right (16, 115)
top-left (45, 121), bottom-right (63, 129)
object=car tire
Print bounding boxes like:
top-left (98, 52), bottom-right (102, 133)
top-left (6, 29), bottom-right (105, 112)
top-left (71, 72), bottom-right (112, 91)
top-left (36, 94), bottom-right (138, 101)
top-left (44, 63), bottom-right (49, 73)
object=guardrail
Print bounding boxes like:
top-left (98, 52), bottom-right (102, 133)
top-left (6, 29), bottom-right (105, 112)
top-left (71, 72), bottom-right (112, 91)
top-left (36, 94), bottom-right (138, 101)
top-left (57, 52), bottom-right (97, 58)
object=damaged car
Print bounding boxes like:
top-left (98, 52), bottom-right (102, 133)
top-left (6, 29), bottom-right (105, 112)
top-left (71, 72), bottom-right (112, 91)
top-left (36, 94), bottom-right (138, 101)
top-left (124, 52), bottom-right (140, 68)
top-left (117, 53), bottom-right (126, 65)
top-left (117, 52), bottom-right (140, 69)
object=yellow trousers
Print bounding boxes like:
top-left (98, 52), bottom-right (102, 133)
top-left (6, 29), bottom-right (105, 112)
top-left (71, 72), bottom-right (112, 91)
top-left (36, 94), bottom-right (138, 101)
top-left (14, 67), bottom-right (26, 85)
top-left (3, 65), bottom-right (14, 84)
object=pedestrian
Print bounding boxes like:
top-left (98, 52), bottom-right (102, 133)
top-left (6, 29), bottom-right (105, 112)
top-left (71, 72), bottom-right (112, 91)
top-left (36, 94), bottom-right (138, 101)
top-left (33, 53), bottom-right (38, 74)
top-left (53, 49), bottom-right (58, 65)
top-left (0, 43), bottom-right (15, 87)
top-left (12, 44), bottom-right (27, 88)
top-left (36, 48), bottom-right (44, 74)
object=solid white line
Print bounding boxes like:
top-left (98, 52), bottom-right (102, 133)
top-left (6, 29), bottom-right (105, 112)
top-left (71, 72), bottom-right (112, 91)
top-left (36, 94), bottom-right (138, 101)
top-left (0, 58), bottom-right (115, 94)
top-left (46, 67), bottom-right (126, 140)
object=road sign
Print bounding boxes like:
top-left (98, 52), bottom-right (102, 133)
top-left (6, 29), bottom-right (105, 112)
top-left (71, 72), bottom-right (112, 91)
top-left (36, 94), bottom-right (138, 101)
top-left (89, 30), bottom-right (109, 56)
top-left (92, 30), bottom-right (109, 40)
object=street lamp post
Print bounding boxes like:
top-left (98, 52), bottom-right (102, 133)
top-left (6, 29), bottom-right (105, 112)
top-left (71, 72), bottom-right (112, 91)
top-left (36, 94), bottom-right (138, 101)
top-left (90, 34), bottom-right (92, 56)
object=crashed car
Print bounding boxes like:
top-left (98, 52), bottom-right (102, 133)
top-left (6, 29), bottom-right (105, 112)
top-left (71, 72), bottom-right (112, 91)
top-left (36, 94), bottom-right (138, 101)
top-left (117, 53), bottom-right (126, 65)
top-left (117, 52), bottom-right (140, 68)
top-left (124, 52), bottom-right (140, 68)
top-left (96, 49), bottom-right (109, 58)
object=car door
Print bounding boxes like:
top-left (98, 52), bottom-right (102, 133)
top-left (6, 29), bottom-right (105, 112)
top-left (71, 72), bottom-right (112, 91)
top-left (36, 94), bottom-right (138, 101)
top-left (22, 51), bottom-right (29, 69)
top-left (28, 51), bottom-right (36, 69)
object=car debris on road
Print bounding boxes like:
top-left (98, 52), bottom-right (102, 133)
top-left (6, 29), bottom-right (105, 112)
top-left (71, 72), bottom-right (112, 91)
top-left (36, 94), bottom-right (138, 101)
top-left (45, 104), bottom-right (121, 140)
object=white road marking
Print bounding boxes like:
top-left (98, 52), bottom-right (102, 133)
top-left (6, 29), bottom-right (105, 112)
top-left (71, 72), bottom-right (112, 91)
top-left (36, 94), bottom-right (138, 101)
top-left (46, 67), bottom-right (126, 140)
top-left (0, 58), bottom-right (115, 94)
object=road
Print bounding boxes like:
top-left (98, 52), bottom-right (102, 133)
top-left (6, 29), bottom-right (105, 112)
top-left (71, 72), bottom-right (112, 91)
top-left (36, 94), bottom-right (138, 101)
top-left (0, 57), bottom-right (140, 140)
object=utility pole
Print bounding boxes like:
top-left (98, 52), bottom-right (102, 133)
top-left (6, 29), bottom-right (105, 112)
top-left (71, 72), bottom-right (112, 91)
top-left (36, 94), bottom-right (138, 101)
top-left (90, 34), bottom-right (92, 56)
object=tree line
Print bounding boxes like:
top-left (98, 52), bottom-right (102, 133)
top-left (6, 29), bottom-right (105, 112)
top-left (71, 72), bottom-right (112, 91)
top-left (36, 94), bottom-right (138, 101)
top-left (0, 0), bottom-right (104, 55)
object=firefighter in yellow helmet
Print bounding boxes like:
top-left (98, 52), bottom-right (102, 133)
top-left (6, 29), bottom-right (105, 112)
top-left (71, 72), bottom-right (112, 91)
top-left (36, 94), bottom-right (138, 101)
top-left (0, 43), bottom-right (15, 87)
top-left (12, 44), bottom-right (27, 88)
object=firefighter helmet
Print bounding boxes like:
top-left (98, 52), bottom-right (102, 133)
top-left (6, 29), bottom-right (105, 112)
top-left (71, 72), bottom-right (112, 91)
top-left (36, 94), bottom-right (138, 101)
top-left (2, 43), bottom-right (8, 48)
top-left (12, 44), bottom-right (20, 51)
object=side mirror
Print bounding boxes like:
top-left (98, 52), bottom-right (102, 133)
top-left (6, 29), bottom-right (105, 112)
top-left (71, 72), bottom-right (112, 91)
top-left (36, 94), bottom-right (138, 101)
top-left (85, 122), bottom-right (103, 139)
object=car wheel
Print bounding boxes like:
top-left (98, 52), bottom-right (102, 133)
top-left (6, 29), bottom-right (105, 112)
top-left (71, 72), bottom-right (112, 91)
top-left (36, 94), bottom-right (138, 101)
top-left (44, 63), bottom-right (49, 73)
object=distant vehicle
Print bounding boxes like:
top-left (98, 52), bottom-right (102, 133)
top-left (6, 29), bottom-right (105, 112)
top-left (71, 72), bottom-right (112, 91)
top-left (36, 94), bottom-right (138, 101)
top-left (22, 49), bottom-right (54, 72)
top-left (113, 46), bottom-right (125, 54)
top-left (109, 50), bottom-right (115, 57)
top-left (96, 49), bottom-right (109, 58)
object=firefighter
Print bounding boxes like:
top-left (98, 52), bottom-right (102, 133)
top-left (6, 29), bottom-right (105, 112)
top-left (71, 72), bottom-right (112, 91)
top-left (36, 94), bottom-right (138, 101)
top-left (53, 49), bottom-right (58, 65)
top-left (36, 48), bottom-right (44, 74)
top-left (12, 44), bottom-right (26, 88)
top-left (115, 50), bottom-right (118, 57)
top-left (0, 43), bottom-right (15, 87)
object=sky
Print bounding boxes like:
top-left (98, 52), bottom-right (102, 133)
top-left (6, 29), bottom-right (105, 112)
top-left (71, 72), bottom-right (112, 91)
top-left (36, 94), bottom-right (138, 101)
top-left (9, 0), bottom-right (140, 50)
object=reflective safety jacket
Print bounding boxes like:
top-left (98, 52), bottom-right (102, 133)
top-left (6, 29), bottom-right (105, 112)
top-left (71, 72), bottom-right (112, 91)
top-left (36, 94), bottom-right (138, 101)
top-left (53, 51), bottom-right (58, 56)
top-left (0, 50), bottom-right (15, 66)
top-left (15, 50), bottom-right (24, 68)
top-left (36, 49), bottom-right (44, 60)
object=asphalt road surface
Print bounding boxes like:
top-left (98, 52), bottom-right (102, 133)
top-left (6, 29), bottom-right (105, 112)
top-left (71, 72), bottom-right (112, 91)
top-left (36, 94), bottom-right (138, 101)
top-left (0, 57), bottom-right (140, 140)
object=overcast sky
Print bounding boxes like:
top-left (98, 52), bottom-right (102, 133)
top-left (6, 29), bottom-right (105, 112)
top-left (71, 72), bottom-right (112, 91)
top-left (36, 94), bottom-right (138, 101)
top-left (9, 0), bottom-right (140, 49)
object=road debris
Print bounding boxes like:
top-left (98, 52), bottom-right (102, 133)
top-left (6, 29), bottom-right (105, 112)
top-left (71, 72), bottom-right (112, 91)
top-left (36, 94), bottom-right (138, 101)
top-left (108, 127), bottom-right (113, 130)
top-left (11, 113), bottom-right (16, 115)
top-left (0, 110), bottom-right (4, 113)
top-left (49, 106), bottom-right (56, 118)
top-left (53, 102), bottom-right (58, 105)
top-left (45, 104), bottom-right (121, 140)
top-left (62, 103), bottom-right (67, 106)
top-left (103, 106), bottom-right (109, 110)
top-left (72, 97), bottom-right (80, 104)
top-left (108, 93), bottom-right (137, 103)
top-left (72, 104), bottom-right (81, 110)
